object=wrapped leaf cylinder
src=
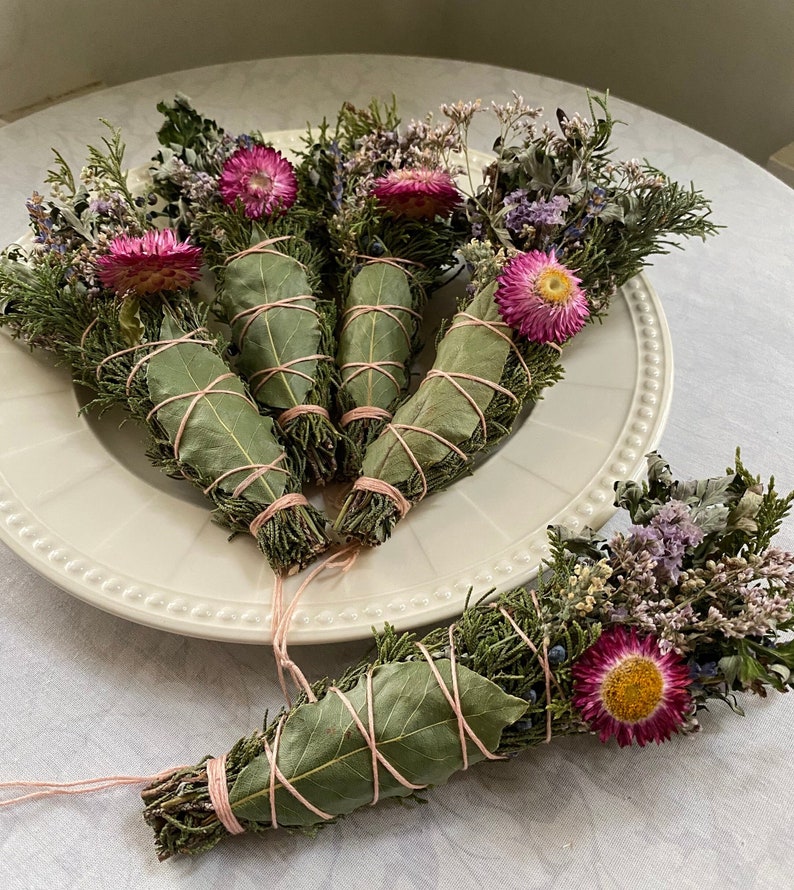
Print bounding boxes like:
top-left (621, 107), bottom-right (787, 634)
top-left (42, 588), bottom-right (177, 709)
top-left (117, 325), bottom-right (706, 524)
top-left (219, 243), bottom-right (341, 484)
top-left (335, 260), bottom-right (421, 473)
top-left (141, 455), bottom-right (794, 861)
top-left (335, 281), bottom-right (563, 545)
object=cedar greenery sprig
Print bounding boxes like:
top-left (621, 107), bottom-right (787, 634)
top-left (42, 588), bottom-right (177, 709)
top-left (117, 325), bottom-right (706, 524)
top-left (142, 454), bottom-right (794, 860)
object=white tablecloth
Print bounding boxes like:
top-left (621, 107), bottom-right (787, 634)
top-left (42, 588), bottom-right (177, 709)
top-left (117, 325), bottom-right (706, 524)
top-left (1, 55), bottom-right (793, 889)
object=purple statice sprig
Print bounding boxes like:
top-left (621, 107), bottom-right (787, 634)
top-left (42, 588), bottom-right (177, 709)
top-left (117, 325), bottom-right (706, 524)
top-left (41, 126), bottom-right (154, 268)
top-left (502, 190), bottom-right (571, 242)
top-left (546, 450), bottom-right (794, 707)
top-left (340, 115), bottom-right (462, 201)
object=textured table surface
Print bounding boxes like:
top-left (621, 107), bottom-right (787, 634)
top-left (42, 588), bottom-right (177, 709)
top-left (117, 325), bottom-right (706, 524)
top-left (0, 54), bottom-right (792, 889)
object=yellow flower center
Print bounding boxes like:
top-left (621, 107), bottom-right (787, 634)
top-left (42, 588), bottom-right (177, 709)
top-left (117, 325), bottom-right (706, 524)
top-left (601, 656), bottom-right (664, 723)
top-left (248, 172), bottom-right (273, 192)
top-left (536, 269), bottom-right (575, 304)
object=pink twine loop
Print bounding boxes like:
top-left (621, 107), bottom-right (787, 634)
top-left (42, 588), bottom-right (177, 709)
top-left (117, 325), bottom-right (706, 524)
top-left (249, 492), bottom-right (309, 536)
top-left (95, 327), bottom-right (215, 395)
top-left (449, 312), bottom-right (532, 382)
top-left (422, 368), bottom-right (517, 439)
top-left (271, 544), bottom-right (360, 705)
top-left (340, 360), bottom-right (404, 395)
top-left (340, 303), bottom-right (422, 348)
top-left (351, 476), bottom-right (411, 517)
top-left (495, 590), bottom-right (560, 744)
top-left (340, 406), bottom-right (393, 427)
top-left (230, 295), bottom-right (320, 346)
top-left (206, 754), bottom-right (246, 835)
top-left (224, 235), bottom-right (306, 268)
top-left (249, 353), bottom-right (333, 396)
top-left (79, 316), bottom-right (98, 349)
top-left (329, 675), bottom-right (427, 805)
top-left (355, 254), bottom-right (426, 273)
top-left (203, 454), bottom-right (290, 498)
top-left (277, 404), bottom-right (331, 427)
top-left (384, 422), bottom-right (468, 501)
top-left (262, 716), bottom-right (334, 829)
top-left (415, 629), bottom-right (505, 771)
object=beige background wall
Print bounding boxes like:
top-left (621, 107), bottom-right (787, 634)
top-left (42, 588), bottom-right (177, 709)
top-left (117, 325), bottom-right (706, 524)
top-left (0, 0), bottom-right (792, 165)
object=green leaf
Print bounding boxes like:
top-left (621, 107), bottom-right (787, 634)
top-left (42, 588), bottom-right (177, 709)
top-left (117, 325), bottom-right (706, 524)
top-left (118, 296), bottom-right (144, 347)
top-left (361, 282), bottom-right (509, 484)
top-left (146, 314), bottom-right (288, 504)
top-left (155, 94), bottom-right (225, 158)
top-left (222, 251), bottom-right (322, 410)
top-left (673, 473), bottom-right (746, 510)
top-left (229, 659), bottom-right (526, 827)
top-left (725, 489), bottom-right (764, 535)
top-left (337, 263), bottom-right (414, 410)
top-left (718, 654), bottom-right (741, 687)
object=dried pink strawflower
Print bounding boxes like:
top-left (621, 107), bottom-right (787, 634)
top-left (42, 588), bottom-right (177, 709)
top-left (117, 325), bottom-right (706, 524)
top-left (95, 229), bottom-right (203, 297)
top-left (495, 249), bottom-right (589, 344)
top-left (572, 626), bottom-right (693, 747)
top-left (371, 167), bottom-right (460, 219)
top-left (218, 145), bottom-right (298, 219)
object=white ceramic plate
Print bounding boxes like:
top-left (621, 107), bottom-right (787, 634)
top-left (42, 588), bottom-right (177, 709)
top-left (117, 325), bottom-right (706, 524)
top-left (0, 134), bottom-right (673, 644)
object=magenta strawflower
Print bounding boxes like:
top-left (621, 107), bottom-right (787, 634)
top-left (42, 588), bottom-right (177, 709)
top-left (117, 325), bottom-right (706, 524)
top-left (371, 167), bottom-right (460, 219)
top-left (218, 145), bottom-right (298, 219)
top-left (95, 229), bottom-right (203, 297)
top-left (572, 625), bottom-right (692, 747)
top-left (494, 249), bottom-right (589, 344)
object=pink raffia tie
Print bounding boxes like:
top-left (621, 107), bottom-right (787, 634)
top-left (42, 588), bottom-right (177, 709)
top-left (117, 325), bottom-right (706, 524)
top-left (416, 627), bottom-right (506, 771)
top-left (262, 716), bottom-right (334, 829)
top-left (351, 476), bottom-right (412, 517)
top-left (224, 235), bottom-right (307, 269)
top-left (447, 313), bottom-right (532, 383)
top-left (248, 353), bottom-right (333, 397)
top-left (95, 327), bottom-right (215, 395)
top-left (348, 421), bottom-right (466, 515)
top-left (340, 406), bottom-right (393, 427)
top-left (340, 303), bottom-right (421, 347)
top-left (277, 404), bottom-right (331, 428)
top-left (0, 768), bottom-right (185, 808)
top-left (494, 590), bottom-right (559, 743)
top-left (329, 671), bottom-right (427, 805)
top-left (206, 754), bottom-right (246, 835)
top-left (271, 544), bottom-right (360, 706)
top-left (203, 454), bottom-right (290, 498)
top-left (249, 492), bottom-right (310, 537)
top-left (422, 369), bottom-right (517, 438)
top-left (229, 295), bottom-right (320, 346)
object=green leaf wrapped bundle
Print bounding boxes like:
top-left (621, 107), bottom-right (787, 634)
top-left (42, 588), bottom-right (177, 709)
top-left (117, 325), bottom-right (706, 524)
top-left (0, 131), bottom-right (330, 574)
top-left (213, 232), bottom-right (342, 485)
top-left (334, 279), bottom-right (563, 545)
top-left (334, 258), bottom-right (423, 473)
top-left (142, 588), bottom-right (594, 859)
top-left (151, 97), bottom-right (344, 484)
top-left (141, 453), bottom-right (794, 860)
top-left (0, 261), bottom-right (330, 573)
top-left (295, 100), bottom-right (465, 477)
top-left (335, 93), bottom-right (720, 546)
